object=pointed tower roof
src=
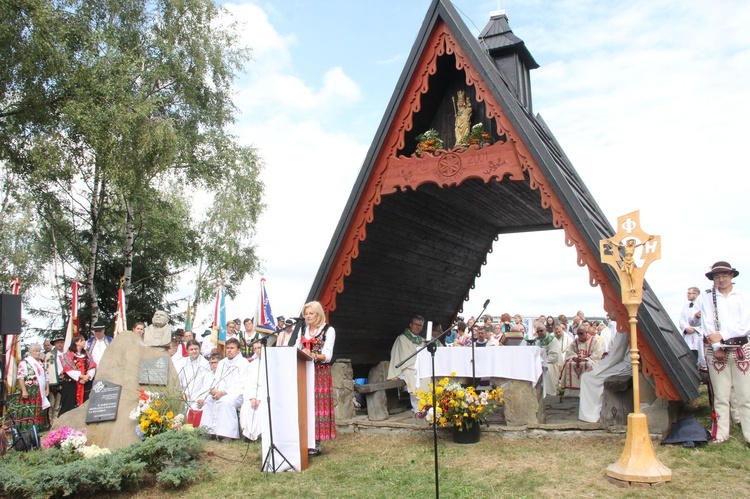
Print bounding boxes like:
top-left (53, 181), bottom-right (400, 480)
top-left (306, 0), bottom-right (699, 402)
top-left (479, 10), bottom-right (539, 70)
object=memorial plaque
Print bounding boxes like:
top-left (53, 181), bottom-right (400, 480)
top-left (86, 380), bottom-right (122, 423)
top-left (139, 355), bottom-right (170, 385)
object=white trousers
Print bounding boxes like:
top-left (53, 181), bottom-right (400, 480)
top-left (209, 392), bottom-right (243, 439)
top-left (707, 344), bottom-right (750, 442)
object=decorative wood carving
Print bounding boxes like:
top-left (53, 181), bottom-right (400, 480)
top-left (382, 141), bottom-right (523, 193)
top-left (315, 19), bottom-right (680, 399)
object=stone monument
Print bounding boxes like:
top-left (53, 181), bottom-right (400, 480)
top-left (52, 329), bottom-right (181, 449)
top-left (143, 309), bottom-right (171, 347)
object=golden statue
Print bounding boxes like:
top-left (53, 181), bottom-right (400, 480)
top-left (453, 90), bottom-right (472, 146)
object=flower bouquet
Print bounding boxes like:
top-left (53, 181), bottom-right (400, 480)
top-left (130, 389), bottom-right (183, 439)
top-left (415, 129), bottom-right (444, 157)
top-left (414, 374), bottom-right (503, 431)
top-left (462, 123), bottom-right (493, 147)
top-left (42, 426), bottom-right (87, 452)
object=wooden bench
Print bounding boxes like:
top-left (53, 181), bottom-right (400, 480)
top-left (601, 374), bottom-right (633, 425)
top-left (353, 379), bottom-right (406, 421)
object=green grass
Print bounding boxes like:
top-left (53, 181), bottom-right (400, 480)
top-left (114, 386), bottom-right (750, 498)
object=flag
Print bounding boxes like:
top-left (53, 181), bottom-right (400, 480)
top-left (185, 302), bottom-right (192, 333)
top-left (255, 277), bottom-right (275, 335)
top-left (212, 284), bottom-right (226, 345)
top-left (64, 281), bottom-right (81, 351)
top-left (4, 277), bottom-right (22, 391)
top-left (113, 285), bottom-right (127, 337)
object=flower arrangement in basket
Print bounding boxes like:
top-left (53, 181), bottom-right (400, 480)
top-left (129, 389), bottom-right (186, 439)
top-left (415, 129), bottom-right (444, 157)
top-left (41, 426), bottom-right (111, 458)
top-left (414, 374), bottom-right (503, 431)
top-left (462, 123), bottom-right (493, 147)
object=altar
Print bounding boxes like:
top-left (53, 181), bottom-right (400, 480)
top-left (414, 346), bottom-right (546, 425)
top-left (414, 346), bottom-right (544, 385)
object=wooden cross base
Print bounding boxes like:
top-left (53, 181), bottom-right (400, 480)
top-left (606, 413), bottom-right (672, 483)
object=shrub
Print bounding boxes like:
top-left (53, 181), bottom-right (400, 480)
top-left (0, 429), bottom-right (206, 497)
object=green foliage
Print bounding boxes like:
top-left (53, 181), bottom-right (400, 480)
top-left (0, 0), bottom-right (265, 325)
top-left (0, 429), bottom-right (205, 498)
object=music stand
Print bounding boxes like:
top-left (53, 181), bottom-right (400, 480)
top-left (258, 333), bottom-right (295, 475)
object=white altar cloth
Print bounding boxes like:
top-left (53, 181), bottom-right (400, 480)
top-left (415, 346), bottom-right (544, 386)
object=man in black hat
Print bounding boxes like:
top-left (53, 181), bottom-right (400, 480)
top-left (85, 321), bottom-right (111, 368)
top-left (45, 333), bottom-right (66, 424)
top-left (691, 261), bottom-right (750, 445)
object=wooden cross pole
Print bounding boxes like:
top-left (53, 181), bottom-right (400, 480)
top-left (599, 210), bottom-right (671, 484)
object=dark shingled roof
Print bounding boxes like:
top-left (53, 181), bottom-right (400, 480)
top-left (307, 0), bottom-right (699, 401)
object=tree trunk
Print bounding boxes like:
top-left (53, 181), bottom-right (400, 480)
top-left (86, 163), bottom-right (107, 325)
top-left (123, 199), bottom-right (134, 303)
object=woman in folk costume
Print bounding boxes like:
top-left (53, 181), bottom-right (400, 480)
top-left (16, 343), bottom-right (51, 430)
top-left (295, 300), bottom-right (336, 456)
top-left (58, 334), bottom-right (97, 416)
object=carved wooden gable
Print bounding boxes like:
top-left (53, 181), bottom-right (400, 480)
top-left (308, 0), bottom-right (697, 401)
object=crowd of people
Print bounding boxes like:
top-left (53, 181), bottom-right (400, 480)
top-left (12, 258), bottom-right (750, 450)
top-left (13, 300), bottom-right (336, 458)
top-left (386, 311), bottom-right (619, 413)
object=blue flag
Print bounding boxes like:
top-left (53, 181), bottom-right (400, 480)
top-left (256, 278), bottom-right (275, 335)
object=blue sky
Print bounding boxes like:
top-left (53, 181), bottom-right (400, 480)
top-left (185, 0), bottom-right (750, 330)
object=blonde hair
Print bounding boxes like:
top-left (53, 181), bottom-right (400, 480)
top-left (303, 301), bottom-right (326, 328)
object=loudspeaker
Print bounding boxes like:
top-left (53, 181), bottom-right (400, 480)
top-left (0, 294), bottom-right (22, 335)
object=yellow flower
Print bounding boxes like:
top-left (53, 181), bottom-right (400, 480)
top-left (166, 411), bottom-right (174, 419)
top-left (435, 386), bottom-right (444, 396)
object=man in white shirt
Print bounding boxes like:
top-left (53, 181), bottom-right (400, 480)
top-left (178, 340), bottom-right (213, 429)
top-left (275, 320), bottom-right (295, 347)
top-left (679, 286), bottom-right (704, 368)
top-left (691, 261), bottom-right (750, 445)
top-left (208, 338), bottom-right (250, 441)
top-left (85, 322), bottom-right (112, 368)
top-left (200, 329), bottom-right (216, 358)
top-left (240, 341), bottom-right (264, 441)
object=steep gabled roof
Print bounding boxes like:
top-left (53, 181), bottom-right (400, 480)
top-left (307, 0), bottom-right (699, 401)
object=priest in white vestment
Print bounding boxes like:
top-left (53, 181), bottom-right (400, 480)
top-left (578, 330), bottom-right (632, 422)
top-left (386, 315), bottom-right (426, 411)
top-left (178, 341), bottom-right (213, 428)
top-left (240, 342), bottom-right (265, 441)
top-left (560, 326), bottom-right (604, 395)
top-left (208, 338), bottom-right (250, 440)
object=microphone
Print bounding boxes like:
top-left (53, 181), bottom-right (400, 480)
top-left (483, 299), bottom-right (490, 308)
top-left (288, 316), bottom-right (305, 322)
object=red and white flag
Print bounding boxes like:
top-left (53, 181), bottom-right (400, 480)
top-left (64, 281), bottom-right (81, 350)
top-left (4, 277), bottom-right (22, 391)
top-left (113, 286), bottom-right (127, 337)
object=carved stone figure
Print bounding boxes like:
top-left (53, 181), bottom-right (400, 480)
top-left (143, 310), bottom-right (171, 347)
top-left (453, 89), bottom-right (472, 146)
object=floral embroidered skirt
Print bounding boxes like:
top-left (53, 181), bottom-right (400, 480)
top-left (14, 384), bottom-right (49, 431)
top-left (314, 363), bottom-right (336, 441)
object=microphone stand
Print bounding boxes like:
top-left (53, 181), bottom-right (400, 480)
top-left (259, 332), bottom-right (295, 475)
top-left (469, 300), bottom-right (491, 388)
top-left (395, 324), bottom-right (455, 499)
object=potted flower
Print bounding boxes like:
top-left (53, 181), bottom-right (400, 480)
top-left (415, 129), bottom-right (444, 157)
top-left (414, 374), bottom-right (503, 443)
top-left (462, 123), bottom-right (493, 147)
